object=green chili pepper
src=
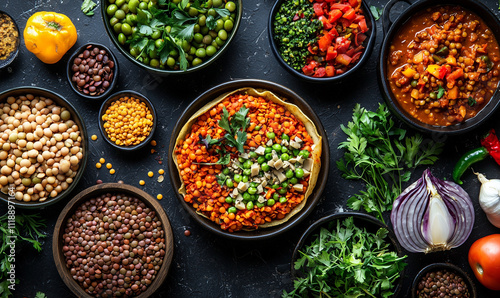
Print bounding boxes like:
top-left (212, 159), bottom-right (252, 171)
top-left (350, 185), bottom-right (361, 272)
top-left (436, 46), bottom-right (449, 56)
top-left (452, 147), bottom-right (489, 184)
top-left (480, 55), bottom-right (493, 72)
top-left (432, 54), bottom-right (444, 64)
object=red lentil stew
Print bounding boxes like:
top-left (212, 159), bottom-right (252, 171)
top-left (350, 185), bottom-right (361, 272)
top-left (173, 88), bottom-right (322, 232)
top-left (387, 6), bottom-right (500, 126)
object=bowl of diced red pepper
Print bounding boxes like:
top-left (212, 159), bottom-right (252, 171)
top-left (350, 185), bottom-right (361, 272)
top-left (268, 0), bottom-right (376, 82)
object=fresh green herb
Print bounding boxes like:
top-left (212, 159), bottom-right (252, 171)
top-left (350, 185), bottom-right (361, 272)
top-left (468, 96), bottom-right (477, 106)
top-left (216, 173), bottom-right (228, 186)
top-left (35, 292), bottom-right (47, 298)
top-left (370, 6), bottom-right (383, 21)
top-left (219, 106), bottom-right (250, 153)
top-left (336, 104), bottom-right (443, 222)
top-left (198, 134), bottom-right (221, 149)
top-left (283, 216), bottom-right (407, 298)
top-left (273, 0), bottom-right (322, 70)
top-left (81, 0), bottom-right (97, 16)
top-left (0, 213), bottom-right (46, 298)
top-left (126, 2), bottom-right (230, 71)
top-left (437, 85), bottom-right (445, 99)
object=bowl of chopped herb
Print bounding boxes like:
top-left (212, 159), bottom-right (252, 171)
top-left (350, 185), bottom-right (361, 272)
top-left (101, 0), bottom-right (242, 75)
top-left (268, 0), bottom-right (376, 82)
top-left (287, 212), bottom-right (407, 297)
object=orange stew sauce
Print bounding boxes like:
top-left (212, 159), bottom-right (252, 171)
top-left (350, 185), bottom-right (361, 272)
top-left (387, 6), bottom-right (500, 126)
top-left (175, 93), bottom-right (314, 232)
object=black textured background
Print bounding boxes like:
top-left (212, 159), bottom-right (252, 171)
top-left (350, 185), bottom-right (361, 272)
top-left (1, 0), bottom-right (500, 297)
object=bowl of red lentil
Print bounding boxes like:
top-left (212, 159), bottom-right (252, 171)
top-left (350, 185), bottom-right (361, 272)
top-left (0, 87), bottom-right (88, 209)
top-left (268, 0), bottom-right (376, 82)
top-left (411, 263), bottom-right (476, 298)
top-left (378, 0), bottom-right (500, 134)
top-left (98, 90), bottom-right (156, 151)
top-left (168, 79), bottom-right (330, 240)
top-left (53, 182), bottom-right (174, 298)
top-left (0, 10), bottom-right (20, 70)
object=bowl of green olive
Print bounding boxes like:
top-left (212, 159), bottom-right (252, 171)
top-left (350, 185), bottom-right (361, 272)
top-left (101, 0), bottom-right (242, 75)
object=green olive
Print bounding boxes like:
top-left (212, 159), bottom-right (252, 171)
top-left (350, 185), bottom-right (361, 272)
top-left (118, 33), bottom-right (127, 44)
top-left (198, 15), bottom-right (206, 27)
top-left (155, 39), bottom-right (164, 49)
top-left (225, 1), bottom-right (236, 12)
top-left (202, 35), bottom-right (212, 45)
top-left (138, 1), bottom-right (148, 10)
top-left (107, 4), bottom-right (118, 16)
top-left (115, 9), bottom-right (126, 20)
top-left (115, 0), bottom-right (126, 7)
top-left (213, 0), bottom-right (223, 8)
top-left (206, 45), bottom-right (217, 56)
top-left (151, 30), bottom-right (161, 39)
top-left (215, 36), bottom-right (225, 46)
top-left (121, 23), bottom-right (132, 35)
top-left (113, 23), bottom-right (122, 34)
top-left (150, 58), bottom-right (160, 68)
top-left (196, 48), bottom-right (206, 58)
top-left (188, 7), bottom-right (198, 17)
top-left (109, 16), bottom-right (119, 26)
top-left (215, 19), bottom-right (224, 31)
top-left (192, 58), bottom-right (203, 66)
top-left (218, 29), bottom-right (228, 40)
top-left (194, 33), bottom-right (204, 43)
top-left (128, 0), bottom-right (140, 13)
top-left (224, 19), bottom-right (234, 31)
top-left (167, 57), bottom-right (176, 67)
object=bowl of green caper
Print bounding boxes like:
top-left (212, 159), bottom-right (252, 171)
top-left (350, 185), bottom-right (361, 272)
top-left (101, 0), bottom-right (242, 75)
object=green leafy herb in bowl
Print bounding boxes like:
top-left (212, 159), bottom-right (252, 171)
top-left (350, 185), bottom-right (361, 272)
top-left (102, 0), bottom-right (242, 74)
top-left (286, 213), bottom-right (407, 298)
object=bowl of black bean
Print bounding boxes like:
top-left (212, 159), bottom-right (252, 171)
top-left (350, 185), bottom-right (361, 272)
top-left (66, 43), bottom-right (118, 100)
top-left (412, 263), bottom-right (476, 298)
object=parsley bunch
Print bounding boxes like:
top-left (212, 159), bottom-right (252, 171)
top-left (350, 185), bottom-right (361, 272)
top-left (336, 104), bottom-right (443, 222)
top-left (284, 217), bottom-right (407, 298)
top-left (0, 213), bottom-right (46, 298)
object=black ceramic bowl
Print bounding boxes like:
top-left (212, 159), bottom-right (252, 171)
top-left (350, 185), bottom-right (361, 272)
top-left (0, 10), bottom-right (21, 69)
top-left (378, 0), bottom-right (500, 135)
top-left (101, 0), bottom-right (242, 76)
top-left (268, 0), bottom-right (376, 83)
top-left (98, 90), bottom-right (157, 151)
top-left (291, 212), bottom-right (405, 297)
top-left (411, 263), bottom-right (477, 298)
top-left (168, 79), bottom-right (330, 240)
top-left (0, 87), bottom-right (88, 209)
top-left (66, 43), bottom-right (119, 101)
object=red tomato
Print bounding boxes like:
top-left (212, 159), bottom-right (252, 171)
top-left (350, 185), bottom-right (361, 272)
top-left (468, 234), bottom-right (500, 291)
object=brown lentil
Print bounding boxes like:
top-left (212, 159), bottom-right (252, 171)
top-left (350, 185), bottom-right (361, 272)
top-left (416, 269), bottom-right (470, 298)
top-left (70, 45), bottom-right (115, 97)
top-left (62, 193), bottom-right (166, 297)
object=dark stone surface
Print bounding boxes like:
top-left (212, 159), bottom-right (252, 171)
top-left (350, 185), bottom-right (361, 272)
top-left (1, 0), bottom-right (499, 297)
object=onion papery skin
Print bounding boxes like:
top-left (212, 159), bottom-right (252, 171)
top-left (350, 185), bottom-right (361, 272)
top-left (391, 169), bottom-right (475, 253)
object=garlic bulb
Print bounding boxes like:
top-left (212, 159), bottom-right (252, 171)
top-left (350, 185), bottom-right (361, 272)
top-left (476, 173), bottom-right (500, 228)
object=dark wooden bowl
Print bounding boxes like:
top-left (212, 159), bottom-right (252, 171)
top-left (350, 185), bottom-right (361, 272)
top-left (411, 263), bottom-right (477, 298)
top-left (291, 212), bottom-right (405, 297)
top-left (52, 183), bottom-right (174, 298)
top-left (66, 43), bottom-right (119, 101)
top-left (0, 87), bottom-right (88, 209)
top-left (98, 90), bottom-right (157, 151)
top-left (168, 79), bottom-right (330, 240)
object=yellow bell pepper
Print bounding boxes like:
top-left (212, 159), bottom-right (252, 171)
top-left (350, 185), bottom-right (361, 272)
top-left (24, 11), bottom-right (77, 64)
top-left (402, 67), bottom-right (416, 78)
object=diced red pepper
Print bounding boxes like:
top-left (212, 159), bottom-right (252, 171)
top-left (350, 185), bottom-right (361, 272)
top-left (318, 32), bottom-right (335, 52)
top-left (336, 54), bottom-right (352, 66)
top-left (438, 66), bottom-right (449, 80)
top-left (355, 33), bottom-right (367, 46)
top-left (326, 46), bottom-right (337, 60)
top-left (346, 45), bottom-right (364, 57)
top-left (481, 129), bottom-right (500, 165)
top-left (328, 9), bottom-right (342, 23)
top-left (342, 8), bottom-right (356, 21)
top-left (318, 16), bottom-right (332, 29)
top-left (446, 68), bottom-right (464, 81)
top-left (358, 17), bottom-right (368, 33)
top-left (313, 67), bottom-right (327, 77)
top-left (335, 36), bottom-right (351, 54)
top-left (330, 3), bottom-right (351, 13)
top-left (349, 0), bottom-right (360, 7)
top-left (325, 65), bottom-right (335, 77)
top-left (308, 44), bottom-right (318, 55)
top-left (350, 51), bottom-right (363, 63)
top-left (313, 3), bottom-right (324, 16)
top-left (302, 63), bottom-right (315, 76)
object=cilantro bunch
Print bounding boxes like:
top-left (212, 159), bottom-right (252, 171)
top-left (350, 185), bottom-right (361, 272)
top-left (336, 104), bottom-right (443, 222)
top-left (284, 217), bottom-right (407, 298)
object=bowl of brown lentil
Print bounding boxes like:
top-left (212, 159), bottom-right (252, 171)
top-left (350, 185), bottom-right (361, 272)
top-left (412, 263), bottom-right (476, 298)
top-left (53, 183), bottom-right (174, 298)
top-left (0, 87), bottom-right (88, 209)
top-left (98, 90), bottom-right (156, 151)
top-left (0, 10), bottom-right (21, 70)
top-left (66, 43), bottom-right (119, 100)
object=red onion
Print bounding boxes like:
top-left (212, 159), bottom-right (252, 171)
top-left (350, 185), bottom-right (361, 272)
top-left (391, 169), bottom-right (475, 253)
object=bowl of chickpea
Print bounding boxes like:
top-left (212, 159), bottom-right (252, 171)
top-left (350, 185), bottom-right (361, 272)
top-left (98, 90), bottom-right (157, 151)
top-left (0, 87), bottom-right (88, 208)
